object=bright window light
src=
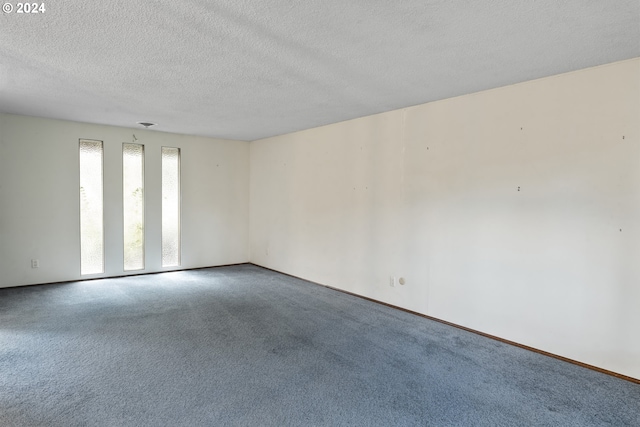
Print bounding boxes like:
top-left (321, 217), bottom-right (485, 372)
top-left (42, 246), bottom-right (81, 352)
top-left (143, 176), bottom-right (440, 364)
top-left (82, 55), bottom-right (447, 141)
top-left (79, 139), bottom-right (104, 275)
top-left (162, 147), bottom-right (181, 267)
top-left (123, 143), bottom-right (145, 271)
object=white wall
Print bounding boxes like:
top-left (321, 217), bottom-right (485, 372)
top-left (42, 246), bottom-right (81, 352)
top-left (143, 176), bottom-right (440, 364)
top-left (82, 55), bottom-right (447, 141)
top-left (250, 58), bottom-right (640, 379)
top-left (0, 114), bottom-right (249, 288)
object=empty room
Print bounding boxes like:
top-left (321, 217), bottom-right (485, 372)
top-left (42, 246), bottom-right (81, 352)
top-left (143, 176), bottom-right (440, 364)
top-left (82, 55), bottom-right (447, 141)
top-left (1, 1), bottom-right (639, 426)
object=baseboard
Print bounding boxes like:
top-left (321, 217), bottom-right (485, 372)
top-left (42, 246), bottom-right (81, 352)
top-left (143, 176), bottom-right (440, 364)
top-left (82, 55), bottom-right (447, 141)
top-left (5, 262), bottom-right (637, 384)
top-left (250, 263), bottom-right (640, 385)
top-left (0, 262), bottom-right (252, 290)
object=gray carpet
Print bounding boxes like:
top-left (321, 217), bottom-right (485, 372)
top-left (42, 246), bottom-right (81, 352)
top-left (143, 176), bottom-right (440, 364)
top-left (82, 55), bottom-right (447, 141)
top-left (1, 264), bottom-right (638, 426)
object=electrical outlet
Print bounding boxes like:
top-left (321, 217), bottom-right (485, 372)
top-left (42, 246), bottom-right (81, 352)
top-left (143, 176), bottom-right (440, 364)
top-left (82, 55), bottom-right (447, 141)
top-left (31, 259), bottom-right (39, 269)
top-left (389, 276), bottom-right (395, 287)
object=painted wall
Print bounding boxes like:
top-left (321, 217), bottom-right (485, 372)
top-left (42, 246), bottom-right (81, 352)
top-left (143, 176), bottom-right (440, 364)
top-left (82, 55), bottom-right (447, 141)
top-left (250, 59), bottom-right (640, 379)
top-left (0, 114), bottom-right (249, 288)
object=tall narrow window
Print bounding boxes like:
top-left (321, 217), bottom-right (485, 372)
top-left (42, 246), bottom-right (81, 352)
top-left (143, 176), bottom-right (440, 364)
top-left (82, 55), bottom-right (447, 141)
top-left (79, 139), bottom-right (104, 275)
top-left (162, 147), bottom-right (181, 267)
top-left (123, 143), bottom-right (145, 271)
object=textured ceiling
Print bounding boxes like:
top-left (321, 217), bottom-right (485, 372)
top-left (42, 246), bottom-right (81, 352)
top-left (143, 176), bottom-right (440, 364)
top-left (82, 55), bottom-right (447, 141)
top-left (1, 1), bottom-right (639, 141)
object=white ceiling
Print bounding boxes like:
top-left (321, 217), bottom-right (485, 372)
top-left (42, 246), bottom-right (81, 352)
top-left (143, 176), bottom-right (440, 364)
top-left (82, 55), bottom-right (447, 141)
top-left (1, 1), bottom-right (638, 141)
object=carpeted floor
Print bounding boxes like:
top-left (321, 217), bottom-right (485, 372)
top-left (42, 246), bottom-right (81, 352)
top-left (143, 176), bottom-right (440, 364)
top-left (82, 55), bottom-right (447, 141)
top-left (0, 264), bottom-right (638, 426)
